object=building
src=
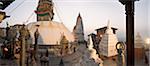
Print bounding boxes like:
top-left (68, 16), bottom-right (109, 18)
top-left (0, 0), bottom-right (103, 66)
top-left (88, 33), bottom-right (99, 53)
top-left (25, 0), bottom-right (103, 66)
top-left (99, 21), bottom-right (118, 57)
top-left (96, 25), bottom-right (117, 42)
top-left (88, 23), bottom-right (118, 54)
top-left (134, 33), bottom-right (145, 61)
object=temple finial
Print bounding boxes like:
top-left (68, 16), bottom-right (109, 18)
top-left (107, 19), bottom-right (111, 29)
top-left (137, 32), bottom-right (140, 35)
top-left (106, 19), bottom-right (113, 34)
top-left (78, 12), bottom-right (81, 18)
top-left (6, 22), bottom-right (9, 27)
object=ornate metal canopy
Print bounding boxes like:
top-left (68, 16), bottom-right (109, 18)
top-left (0, 0), bottom-right (15, 10)
top-left (119, 0), bottom-right (139, 5)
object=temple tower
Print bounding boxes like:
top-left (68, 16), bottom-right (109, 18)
top-left (73, 13), bottom-right (85, 43)
top-left (134, 32), bottom-right (144, 61)
top-left (135, 33), bottom-right (144, 48)
top-left (36, 0), bottom-right (54, 21)
top-left (99, 20), bottom-right (118, 57)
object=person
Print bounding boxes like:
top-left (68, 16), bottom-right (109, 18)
top-left (40, 51), bottom-right (49, 66)
top-left (15, 46), bottom-right (20, 54)
top-left (145, 51), bottom-right (149, 64)
top-left (4, 47), bottom-right (9, 59)
top-left (0, 46), bottom-right (2, 58)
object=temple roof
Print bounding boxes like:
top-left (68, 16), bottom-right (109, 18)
top-left (95, 26), bottom-right (117, 31)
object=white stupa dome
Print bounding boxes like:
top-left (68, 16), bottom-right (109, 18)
top-left (27, 21), bottom-right (74, 45)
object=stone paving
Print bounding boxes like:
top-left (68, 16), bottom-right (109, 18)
top-left (0, 59), bottom-right (18, 66)
top-left (135, 60), bottom-right (149, 66)
top-left (103, 59), bottom-right (149, 66)
top-left (0, 57), bottom-right (149, 66)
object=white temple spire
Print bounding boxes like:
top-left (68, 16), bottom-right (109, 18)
top-left (88, 36), bottom-right (93, 50)
top-left (106, 20), bottom-right (113, 34)
top-left (107, 19), bottom-right (111, 29)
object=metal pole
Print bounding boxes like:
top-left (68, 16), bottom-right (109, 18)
top-left (125, 1), bottom-right (135, 66)
top-left (21, 34), bottom-right (26, 66)
top-left (20, 25), bottom-right (26, 66)
top-left (34, 27), bottom-right (39, 61)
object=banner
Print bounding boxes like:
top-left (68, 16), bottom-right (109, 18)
top-left (37, 12), bottom-right (49, 16)
top-left (35, 10), bottom-right (49, 16)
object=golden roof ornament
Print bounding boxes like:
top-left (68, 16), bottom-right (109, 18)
top-left (60, 35), bottom-right (69, 45)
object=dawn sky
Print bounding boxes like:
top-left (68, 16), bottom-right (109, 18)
top-left (0, 0), bottom-right (149, 41)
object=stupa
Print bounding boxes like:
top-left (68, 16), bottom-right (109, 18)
top-left (25, 0), bottom-right (103, 66)
top-left (134, 32), bottom-right (145, 61)
top-left (135, 32), bottom-right (144, 48)
top-left (27, 0), bottom-right (74, 45)
top-left (99, 20), bottom-right (118, 57)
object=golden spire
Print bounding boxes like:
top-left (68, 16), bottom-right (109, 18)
top-left (60, 34), bottom-right (69, 44)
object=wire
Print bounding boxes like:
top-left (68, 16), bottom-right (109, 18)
top-left (53, 1), bottom-right (64, 23)
top-left (7, 0), bottom-right (26, 14)
top-left (24, 12), bottom-right (35, 24)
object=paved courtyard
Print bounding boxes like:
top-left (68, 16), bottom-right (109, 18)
top-left (0, 56), bottom-right (149, 66)
top-left (0, 59), bottom-right (149, 66)
top-left (0, 59), bottom-right (18, 66)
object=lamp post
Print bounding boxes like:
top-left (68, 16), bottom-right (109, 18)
top-left (116, 42), bottom-right (126, 66)
top-left (6, 22), bottom-right (10, 41)
top-left (119, 0), bottom-right (139, 66)
top-left (19, 25), bottom-right (27, 66)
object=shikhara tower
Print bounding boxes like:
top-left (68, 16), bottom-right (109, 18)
top-left (135, 32), bottom-right (144, 48)
top-left (73, 13), bottom-right (85, 43)
top-left (36, 0), bottom-right (54, 21)
top-left (134, 32), bottom-right (145, 60)
top-left (99, 20), bottom-right (118, 57)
